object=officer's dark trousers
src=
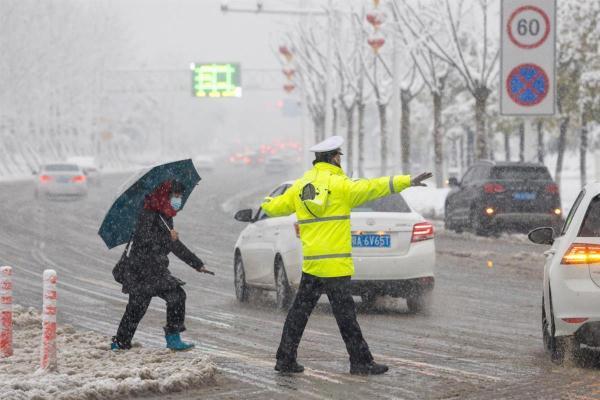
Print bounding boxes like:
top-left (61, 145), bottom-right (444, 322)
top-left (116, 286), bottom-right (187, 345)
top-left (276, 272), bottom-right (374, 365)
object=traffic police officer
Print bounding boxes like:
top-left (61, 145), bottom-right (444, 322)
top-left (261, 135), bottom-right (432, 375)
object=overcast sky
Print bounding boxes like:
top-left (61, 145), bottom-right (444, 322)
top-left (104, 0), bottom-right (326, 154)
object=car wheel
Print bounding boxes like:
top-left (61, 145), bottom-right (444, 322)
top-left (234, 252), bottom-right (249, 302)
top-left (275, 257), bottom-right (293, 311)
top-left (444, 207), bottom-right (454, 232)
top-left (470, 207), bottom-right (488, 237)
top-left (407, 291), bottom-right (432, 314)
top-left (544, 294), bottom-right (579, 364)
top-left (542, 297), bottom-right (553, 353)
top-left (361, 291), bottom-right (378, 310)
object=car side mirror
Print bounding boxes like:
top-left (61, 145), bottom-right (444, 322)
top-left (448, 177), bottom-right (459, 187)
top-left (528, 227), bottom-right (555, 245)
top-left (234, 209), bottom-right (254, 222)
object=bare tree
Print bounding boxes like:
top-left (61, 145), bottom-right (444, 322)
top-left (396, 0), bottom-right (499, 161)
top-left (555, 0), bottom-right (600, 187)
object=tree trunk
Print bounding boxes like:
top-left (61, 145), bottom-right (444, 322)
top-left (466, 126), bottom-right (474, 166)
top-left (487, 119), bottom-right (495, 161)
top-left (313, 114), bottom-right (325, 144)
top-left (400, 90), bottom-right (411, 175)
top-left (357, 102), bottom-right (366, 177)
top-left (459, 135), bottom-right (465, 172)
top-left (331, 99), bottom-right (337, 136)
top-left (555, 117), bottom-right (569, 188)
top-left (378, 102), bottom-right (388, 176)
top-left (345, 105), bottom-right (355, 176)
top-left (537, 120), bottom-right (545, 163)
top-left (519, 122), bottom-right (525, 162)
top-left (580, 119), bottom-right (588, 189)
top-left (473, 87), bottom-right (490, 160)
top-left (432, 92), bottom-right (443, 188)
top-left (504, 132), bottom-right (511, 161)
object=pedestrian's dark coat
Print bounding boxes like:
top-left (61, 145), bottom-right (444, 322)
top-left (121, 183), bottom-right (204, 296)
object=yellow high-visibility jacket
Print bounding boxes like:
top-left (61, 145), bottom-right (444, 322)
top-left (261, 162), bottom-right (411, 278)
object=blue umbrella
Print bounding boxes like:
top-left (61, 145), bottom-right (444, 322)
top-left (98, 159), bottom-right (201, 249)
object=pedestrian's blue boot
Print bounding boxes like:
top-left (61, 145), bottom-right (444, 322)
top-left (165, 333), bottom-right (195, 351)
top-left (111, 336), bottom-right (131, 351)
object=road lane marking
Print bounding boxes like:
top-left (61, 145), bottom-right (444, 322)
top-left (375, 353), bottom-right (504, 382)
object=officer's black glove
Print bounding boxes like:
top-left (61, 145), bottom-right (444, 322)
top-left (411, 172), bottom-right (433, 187)
top-left (197, 266), bottom-right (215, 275)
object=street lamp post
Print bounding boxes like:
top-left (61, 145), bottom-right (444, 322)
top-left (221, 1), bottom-right (331, 157)
top-left (323, 0), bottom-right (334, 140)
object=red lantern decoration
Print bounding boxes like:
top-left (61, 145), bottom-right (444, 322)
top-left (283, 83), bottom-right (295, 93)
top-left (282, 68), bottom-right (295, 80)
top-left (279, 46), bottom-right (291, 56)
top-left (279, 46), bottom-right (293, 62)
top-left (366, 10), bottom-right (386, 30)
top-left (368, 36), bottom-right (385, 53)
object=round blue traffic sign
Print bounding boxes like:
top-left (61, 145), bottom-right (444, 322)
top-left (506, 63), bottom-right (549, 107)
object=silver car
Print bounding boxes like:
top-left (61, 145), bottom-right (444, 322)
top-left (34, 163), bottom-right (89, 199)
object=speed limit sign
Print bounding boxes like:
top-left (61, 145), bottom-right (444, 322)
top-left (501, 0), bottom-right (555, 115)
top-left (507, 6), bottom-right (550, 49)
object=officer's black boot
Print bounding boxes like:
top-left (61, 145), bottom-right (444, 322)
top-left (350, 361), bottom-right (389, 375)
top-left (275, 360), bottom-right (305, 373)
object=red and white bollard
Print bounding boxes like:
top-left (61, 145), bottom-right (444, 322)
top-left (40, 269), bottom-right (57, 371)
top-left (0, 266), bottom-right (12, 358)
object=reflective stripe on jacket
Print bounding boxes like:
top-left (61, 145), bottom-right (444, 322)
top-left (261, 162), bottom-right (411, 278)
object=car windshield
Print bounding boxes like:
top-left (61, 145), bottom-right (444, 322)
top-left (491, 166), bottom-right (551, 181)
top-left (44, 164), bottom-right (80, 172)
top-left (353, 194), bottom-right (411, 213)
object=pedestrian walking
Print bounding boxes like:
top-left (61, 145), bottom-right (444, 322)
top-left (110, 180), bottom-right (213, 351)
top-left (261, 136), bottom-right (432, 375)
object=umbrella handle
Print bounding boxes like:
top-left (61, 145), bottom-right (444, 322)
top-left (159, 216), bottom-right (171, 231)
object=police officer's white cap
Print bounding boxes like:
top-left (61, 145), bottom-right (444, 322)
top-left (309, 135), bottom-right (344, 153)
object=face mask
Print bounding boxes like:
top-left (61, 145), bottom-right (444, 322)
top-left (170, 196), bottom-right (182, 211)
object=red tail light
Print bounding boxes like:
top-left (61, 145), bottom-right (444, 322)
top-left (39, 175), bottom-right (52, 183)
top-left (411, 222), bottom-right (434, 243)
top-left (561, 317), bottom-right (589, 324)
top-left (294, 222), bottom-right (300, 238)
top-left (561, 243), bottom-right (600, 265)
top-left (483, 183), bottom-right (505, 193)
top-left (71, 175), bottom-right (86, 183)
top-left (546, 183), bottom-right (559, 194)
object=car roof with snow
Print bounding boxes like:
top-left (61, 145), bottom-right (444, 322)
top-left (474, 160), bottom-right (548, 168)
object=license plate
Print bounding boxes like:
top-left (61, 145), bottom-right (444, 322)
top-left (352, 234), bottom-right (391, 248)
top-left (513, 192), bottom-right (536, 201)
top-left (57, 176), bottom-right (71, 183)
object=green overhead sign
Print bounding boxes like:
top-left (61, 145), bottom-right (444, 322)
top-left (191, 63), bottom-right (242, 98)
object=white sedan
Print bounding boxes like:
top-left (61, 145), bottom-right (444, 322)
top-left (33, 163), bottom-right (88, 199)
top-left (529, 183), bottom-right (600, 363)
top-left (233, 181), bottom-right (436, 312)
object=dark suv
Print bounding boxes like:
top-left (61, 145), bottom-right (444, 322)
top-left (445, 161), bottom-right (562, 235)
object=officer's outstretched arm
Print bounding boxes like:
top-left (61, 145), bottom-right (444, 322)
top-left (345, 175), bottom-right (411, 209)
top-left (261, 187), bottom-right (296, 217)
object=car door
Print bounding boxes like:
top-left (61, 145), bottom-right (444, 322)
top-left (243, 184), bottom-right (288, 286)
top-left (543, 190), bottom-right (586, 320)
top-left (449, 166), bottom-right (476, 223)
top-left (465, 164), bottom-right (491, 214)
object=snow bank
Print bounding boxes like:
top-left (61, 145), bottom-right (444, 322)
top-left (0, 306), bottom-right (216, 400)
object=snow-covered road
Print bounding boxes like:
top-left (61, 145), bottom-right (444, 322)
top-left (1, 166), bottom-right (599, 399)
